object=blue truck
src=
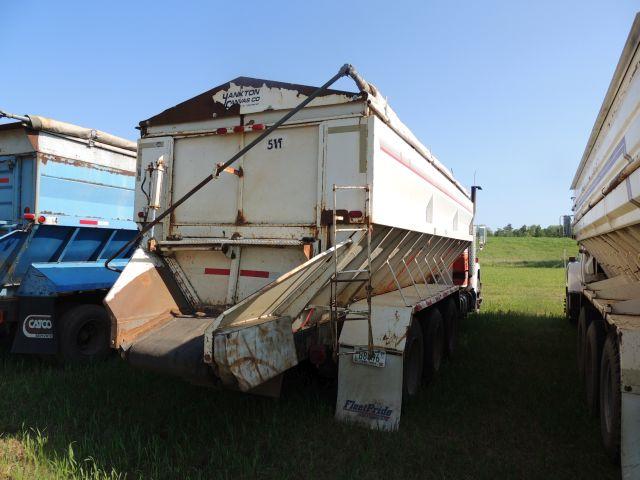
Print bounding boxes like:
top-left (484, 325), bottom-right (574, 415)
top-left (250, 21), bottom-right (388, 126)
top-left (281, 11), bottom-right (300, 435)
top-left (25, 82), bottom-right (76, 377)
top-left (0, 112), bottom-right (137, 361)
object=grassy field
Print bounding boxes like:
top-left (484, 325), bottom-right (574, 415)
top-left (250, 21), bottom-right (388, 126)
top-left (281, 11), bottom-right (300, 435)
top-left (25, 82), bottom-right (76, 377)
top-left (0, 237), bottom-right (620, 479)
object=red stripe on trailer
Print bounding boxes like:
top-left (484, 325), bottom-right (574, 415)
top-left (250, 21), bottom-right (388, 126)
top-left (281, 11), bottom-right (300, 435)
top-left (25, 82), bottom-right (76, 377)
top-left (0, 178), bottom-right (9, 184)
top-left (204, 268), bottom-right (231, 276)
top-left (379, 144), bottom-right (473, 213)
top-left (79, 219), bottom-right (98, 225)
top-left (240, 269), bottom-right (270, 278)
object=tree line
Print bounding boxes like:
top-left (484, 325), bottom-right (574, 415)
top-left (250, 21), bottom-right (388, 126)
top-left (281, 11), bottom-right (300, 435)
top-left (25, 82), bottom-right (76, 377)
top-left (488, 224), bottom-right (564, 237)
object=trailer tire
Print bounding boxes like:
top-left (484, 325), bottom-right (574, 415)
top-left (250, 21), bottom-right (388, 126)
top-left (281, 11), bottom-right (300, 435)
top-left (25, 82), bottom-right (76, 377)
top-left (577, 305), bottom-right (592, 382)
top-left (59, 304), bottom-right (110, 363)
top-left (600, 332), bottom-right (621, 464)
top-left (403, 319), bottom-right (424, 399)
top-left (442, 299), bottom-right (459, 358)
top-left (0, 322), bottom-right (15, 351)
top-left (423, 308), bottom-right (444, 383)
top-left (566, 290), bottom-right (580, 325)
top-left (585, 320), bottom-right (605, 416)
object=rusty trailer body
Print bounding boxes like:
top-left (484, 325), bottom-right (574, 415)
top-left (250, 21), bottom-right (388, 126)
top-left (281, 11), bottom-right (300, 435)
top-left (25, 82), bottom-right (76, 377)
top-left (105, 66), bottom-right (481, 430)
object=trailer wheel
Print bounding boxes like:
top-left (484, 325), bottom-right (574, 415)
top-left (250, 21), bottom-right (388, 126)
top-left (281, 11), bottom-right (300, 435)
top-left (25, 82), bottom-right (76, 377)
top-left (59, 304), bottom-right (110, 362)
top-left (600, 332), bottom-right (621, 463)
top-left (442, 299), bottom-right (459, 358)
top-left (423, 308), bottom-right (444, 383)
top-left (0, 322), bottom-right (16, 351)
top-left (577, 305), bottom-right (592, 382)
top-left (584, 320), bottom-right (605, 416)
top-left (403, 319), bottom-right (424, 399)
top-left (565, 290), bottom-right (579, 325)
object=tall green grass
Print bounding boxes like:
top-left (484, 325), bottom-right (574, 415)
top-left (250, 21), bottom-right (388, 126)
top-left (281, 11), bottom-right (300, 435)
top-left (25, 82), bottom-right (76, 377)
top-left (0, 237), bottom-right (619, 479)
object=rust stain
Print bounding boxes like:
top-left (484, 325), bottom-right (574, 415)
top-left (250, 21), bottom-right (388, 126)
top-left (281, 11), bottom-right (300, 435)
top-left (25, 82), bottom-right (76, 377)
top-left (228, 356), bottom-right (276, 370)
top-left (25, 129), bottom-right (39, 151)
top-left (235, 210), bottom-right (247, 225)
top-left (36, 152), bottom-right (135, 176)
top-left (40, 210), bottom-right (66, 216)
top-left (140, 76), bottom-right (362, 129)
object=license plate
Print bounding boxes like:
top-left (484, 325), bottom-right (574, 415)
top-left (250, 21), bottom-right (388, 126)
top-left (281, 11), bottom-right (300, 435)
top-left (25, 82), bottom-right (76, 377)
top-left (352, 348), bottom-right (386, 368)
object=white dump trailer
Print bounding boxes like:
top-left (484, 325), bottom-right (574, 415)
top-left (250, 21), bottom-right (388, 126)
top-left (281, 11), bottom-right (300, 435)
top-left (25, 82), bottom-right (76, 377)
top-left (105, 65), bottom-right (481, 430)
top-left (566, 14), bottom-right (640, 477)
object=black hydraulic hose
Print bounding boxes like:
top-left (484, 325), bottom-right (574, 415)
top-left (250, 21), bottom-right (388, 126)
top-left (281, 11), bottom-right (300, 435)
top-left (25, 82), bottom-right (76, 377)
top-left (105, 64), bottom-right (359, 272)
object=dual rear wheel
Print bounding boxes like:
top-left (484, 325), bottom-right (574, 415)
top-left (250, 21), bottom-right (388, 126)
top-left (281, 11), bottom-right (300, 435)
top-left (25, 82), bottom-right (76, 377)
top-left (577, 304), bottom-right (621, 463)
top-left (403, 299), bottom-right (459, 400)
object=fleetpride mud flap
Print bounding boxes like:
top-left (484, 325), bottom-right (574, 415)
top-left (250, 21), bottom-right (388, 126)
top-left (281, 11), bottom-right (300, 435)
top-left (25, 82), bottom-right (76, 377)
top-left (334, 301), bottom-right (414, 431)
top-left (335, 346), bottom-right (403, 431)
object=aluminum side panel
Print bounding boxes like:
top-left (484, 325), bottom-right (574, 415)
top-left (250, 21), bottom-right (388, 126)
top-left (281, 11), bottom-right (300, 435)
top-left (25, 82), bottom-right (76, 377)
top-left (36, 133), bottom-right (136, 172)
top-left (242, 126), bottom-right (318, 224)
top-left (573, 166), bottom-right (640, 241)
top-left (0, 129), bottom-right (35, 156)
top-left (572, 25), bottom-right (640, 241)
top-left (172, 135), bottom-right (239, 225)
top-left (371, 118), bottom-right (473, 242)
top-left (573, 41), bottom-right (640, 211)
top-left (174, 246), bottom-right (307, 307)
top-left (38, 159), bottom-right (134, 221)
top-left (323, 119), bottom-right (369, 218)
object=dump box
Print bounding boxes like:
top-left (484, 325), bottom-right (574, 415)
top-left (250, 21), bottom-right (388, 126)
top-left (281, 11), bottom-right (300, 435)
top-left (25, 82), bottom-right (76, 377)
top-left (0, 114), bottom-right (137, 360)
top-left (106, 66), bottom-right (481, 429)
top-left (565, 14), bottom-right (640, 478)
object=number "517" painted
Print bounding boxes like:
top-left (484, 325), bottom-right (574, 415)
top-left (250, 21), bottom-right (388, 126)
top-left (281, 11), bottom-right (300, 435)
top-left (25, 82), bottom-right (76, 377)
top-left (267, 138), bottom-right (284, 150)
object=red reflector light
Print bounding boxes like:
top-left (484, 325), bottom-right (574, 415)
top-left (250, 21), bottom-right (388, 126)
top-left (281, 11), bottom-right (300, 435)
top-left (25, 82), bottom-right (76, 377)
top-left (233, 126), bottom-right (245, 133)
top-left (348, 210), bottom-right (363, 218)
top-left (37, 215), bottom-right (46, 224)
top-left (251, 124), bottom-right (265, 131)
top-left (137, 211), bottom-right (145, 218)
top-left (23, 213), bottom-right (35, 221)
top-left (216, 128), bottom-right (228, 135)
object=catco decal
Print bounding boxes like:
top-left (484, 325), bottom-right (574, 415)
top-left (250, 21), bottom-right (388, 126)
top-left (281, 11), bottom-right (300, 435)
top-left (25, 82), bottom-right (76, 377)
top-left (22, 314), bottom-right (53, 339)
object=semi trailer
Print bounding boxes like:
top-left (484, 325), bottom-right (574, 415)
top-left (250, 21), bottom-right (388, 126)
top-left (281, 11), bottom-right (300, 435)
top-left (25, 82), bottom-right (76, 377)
top-left (565, 14), bottom-right (640, 478)
top-left (104, 65), bottom-right (481, 430)
top-left (0, 112), bottom-right (137, 361)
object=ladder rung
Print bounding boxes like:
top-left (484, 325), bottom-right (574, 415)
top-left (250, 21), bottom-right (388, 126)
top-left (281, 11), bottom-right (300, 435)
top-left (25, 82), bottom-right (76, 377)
top-left (331, 278), bottom-right (369, 283)
top-left (339, 269), bottom-right (370, 274)
top-left (335, 227), bottom-right (368, 232)
top-left (333, 186), bottom-right (369, 190)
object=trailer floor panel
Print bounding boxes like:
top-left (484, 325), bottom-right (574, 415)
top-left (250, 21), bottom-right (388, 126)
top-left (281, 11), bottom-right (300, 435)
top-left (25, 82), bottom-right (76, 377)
top-left (126, 316), bottom-right (215, 385)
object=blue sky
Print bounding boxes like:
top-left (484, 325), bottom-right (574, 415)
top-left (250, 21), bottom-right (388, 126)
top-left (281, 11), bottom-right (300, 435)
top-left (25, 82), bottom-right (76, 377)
top-left (1, 1), bottom-right (638, 229)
